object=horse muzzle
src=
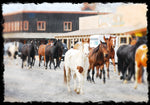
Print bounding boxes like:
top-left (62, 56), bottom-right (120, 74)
top-left (112, 46), bottom-right (115, 49)
top-left (104, 54), bottom-right (109, 58)
top-left (85, 53), bottom-right (89, 57)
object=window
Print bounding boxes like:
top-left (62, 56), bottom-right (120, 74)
top-left (16, 21), bottom-right (19, 31)
top-left (7, 22), bottom-right (10, 32)
top-left (37, 21), bottom-right (46, 31)
top-left (64, 22), bottom-right (72, 31)
top-left (24, 21), bottom-right (29, 31)
top-left (19, 21), bottom-right (23, 31)
top-left (10, 22), bottom-right (14, 32)
top-left (3, 23), bottom-right (6, 32)
top-left (120, 37), bottom-right (127, 43)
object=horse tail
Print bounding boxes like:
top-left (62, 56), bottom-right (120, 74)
top-left (64, 65), bottom-right (67, 84)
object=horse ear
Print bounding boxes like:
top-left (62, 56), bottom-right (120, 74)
top-left (103, 36), bottom-right (106, 42)
top-left (54, 40), bottom-right (57, 45)
top-left (109, 36), bottom-right (112, 41)
top-left (82, 38), bottom-right (84, 43)
top-left (87, 38), bottom-right (90, 43)
top-left (100, 40), bottom-right (102, 44)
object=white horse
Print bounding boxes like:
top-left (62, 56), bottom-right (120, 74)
top-left (64, 39), bottom-right (90, 94)
top-left (7, 42), bottom-right (19, 59)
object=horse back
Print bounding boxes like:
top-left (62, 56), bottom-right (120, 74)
top-left (38, 44), bottom-right (46, 56)
top-left (21, 44), bottom-right (35, 56)
top-left (89, 47), bottom-right (104, 66)
top-left (135, 44), bottom-right (148, 67)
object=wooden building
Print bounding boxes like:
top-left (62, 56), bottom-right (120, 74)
top-left (3, 11), bottom-right (99, 44)
top-left (55, 4), bottom-right (147, 49)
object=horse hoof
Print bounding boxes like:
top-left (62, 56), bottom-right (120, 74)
top-left (134, 85), bottom-right (137, 89)
top-left (123, 80), bottom-right (128, 84)
top-left (103, 80), bottom-right (106, 84)
top-left (120, 76), bottom-right (123, 80)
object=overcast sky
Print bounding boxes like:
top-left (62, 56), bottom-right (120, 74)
top-left (2, 2), bottom-right (126, 14)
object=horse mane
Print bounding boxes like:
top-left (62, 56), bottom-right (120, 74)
top-left (129, 36), bottom-right (147, 55)
top-left (92, 44), bottom-right (100, 56)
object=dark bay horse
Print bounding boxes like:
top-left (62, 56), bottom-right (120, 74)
top-left (21, 41), bottom-right (36, 69)
top-left (87, 41), bottom-right (108, 83)
top-left (45, 40), bottom-right (64, 69)
top-left (117, 35), bottom-right (147, 83)
top-left (38, 40), bottom-right (53, 67)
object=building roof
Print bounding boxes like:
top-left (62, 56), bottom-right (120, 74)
top-left (3, 10), bottom-right (101, 16)
top-left (3, 32), bottom-right (59, 39)
top-left (55, 24), bottom-right (147, 37)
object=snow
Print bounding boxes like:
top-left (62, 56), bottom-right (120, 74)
top-left (4, 56), bottom-right (148, 102)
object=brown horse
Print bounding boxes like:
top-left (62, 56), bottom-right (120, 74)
top-left (95, 42), bottom-right (110, 79)
top-left (38, 40), bottom-right (53, 67)
top-left (87, 41), bottom-right (108, 83)
top-left (130, 37), bottom-right (137, 45)
top-left (134, 44), bottom-right (147, 89)
top-left (104, 36), bottom-right (116, 73)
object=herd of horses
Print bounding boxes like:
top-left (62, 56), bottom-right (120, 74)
top-left (5, 35), bottom-right (147, 94)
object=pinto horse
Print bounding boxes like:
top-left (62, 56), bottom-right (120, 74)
top-left (87, 41), bottom-right (108, 83)
top-left (38, 40), bottom-right (53, 67)
top-left (45, 40), bottom-right (63, 69)
top-left (21, 40), bottom-right (36, 69)
top-left (104, 36), bottom-right (116, 73)
top-left (117, 35), bottom-right (147, 83)
top-left (64, 39), bottom-right (90, 94)
top-left (134, 44), bottom-right (147, 89)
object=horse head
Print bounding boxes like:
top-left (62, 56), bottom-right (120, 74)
top-left (104, 36), bottom-right (116, 50)
top-left (110, 36), bottom-right (116, 49)
top-left (81, 38), bottom-right (90, 56)
top-left (136, 35), bottom-right (147, 46)
top-left (100, 40), bottom-right (109, 58)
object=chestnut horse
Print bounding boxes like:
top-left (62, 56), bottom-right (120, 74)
top-left (104, 36), bottom-right (116, 73)
top-left (87, 41), bottom-right (108, 83)
top-left (38, 40), bottom-right (53, 67)
top-left (134, 44), bottom-right (147, 89)
top-left (130, 37), bottom-right (137, 45)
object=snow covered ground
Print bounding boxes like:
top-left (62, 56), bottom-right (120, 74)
top-left (3, 56), bottom-right (148, 102)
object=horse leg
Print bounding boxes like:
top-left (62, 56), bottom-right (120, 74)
top-left (87, 65), bottom-right (92, 82)
top-left (123, 64), bottom-right (129, 84)
top-left (49, 60), bottom-right (51, 69)
top-left (91, 66), bottom-right (95, 83)
top-left (52, 58), bottom-right (56, 70)
top-left (31, 56), bottom-right (34, 67)
top-left (66, 67), bottom-right (71, 93)
top-left (105, 61), bottom-right (110, 79)
top-left (44, 55), bottom-right (46, 66)
top-left (45, 56), bottom-right (49, 69)
top-left (39, 55), bottom-right (41, 67)
top-left (111, 58), bottom-right (116, 73)
top-left (75, 70), bottom-right (83, 94)
top-left (73, 74), bottom-right (77, 92)
top-left (55, 57), bottom-right (59, 69)
top-left (134, 62), bottom-right (142, 89)
top-left (22, 56), bottom-right (25, 68)
top-left (118, 58), bottom-right (123, 76)
top-left (126, 63), bottom-right (134, 81)
top-left (96, 66), bottom-right (99, 78)
top-left (142, 67), bottom-right (145, 83)
top-left (102, 67), bottom-right (106, 84)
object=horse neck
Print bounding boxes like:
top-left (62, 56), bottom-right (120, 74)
top-left (97, 46), bottom-right (103, 55)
